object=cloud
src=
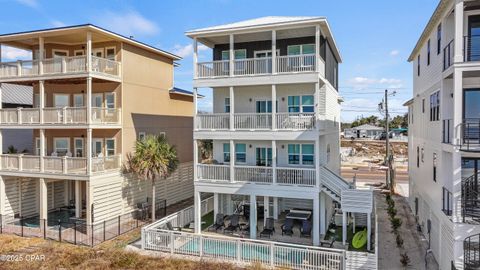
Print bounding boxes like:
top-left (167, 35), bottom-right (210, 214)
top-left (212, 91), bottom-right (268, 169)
top-left (50, 20), bottom-right (66, 28)
top-left (16, 0), bottom-right (37, 8)
top-left (94, 10), bottom-right (159, 37)
top-left (389, 50), bottom-right (399, 56)
top-left (172, 44), bottom-right (209, 58)
top-left (346, 77), bottom-right (403, 89)
top-left (1, 46), bottom-right (32, 61)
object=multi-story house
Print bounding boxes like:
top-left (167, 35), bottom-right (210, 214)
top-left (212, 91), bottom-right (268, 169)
top-left (0, 24), bottom-right (195, 230)
top-left (405, 0), bottom-right (480, 268)
top-left (186, 16), bottom-right (373, 248)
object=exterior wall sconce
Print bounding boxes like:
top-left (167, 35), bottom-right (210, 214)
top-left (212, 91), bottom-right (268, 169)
top-left (282, 97), bottom-right (285, 102)
top-left (249, 144), bottom-right (252, 148)
top-left (281, 145), bottom-right (285, 149)
top-left (249, 98), bottom-right (252, 102)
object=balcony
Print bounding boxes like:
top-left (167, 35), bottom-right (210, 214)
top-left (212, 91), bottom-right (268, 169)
top-left (443, 40), bottom-right (454, 70)
top-left (196, 54), bottom-right (318, 79)
top-left (0, 154), bottom-right (121, 176)
top-left (195, 112), bottom-right (316, 131)
top-left (197, 164), bottom-right (316, 187)
top-left (0, 55), bottom-right (121, 81)
top-left (0, 107), bottom-right (121, 127)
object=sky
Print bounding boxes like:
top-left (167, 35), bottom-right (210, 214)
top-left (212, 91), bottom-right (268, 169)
top-left (0, 0), bottom-right (439, 122)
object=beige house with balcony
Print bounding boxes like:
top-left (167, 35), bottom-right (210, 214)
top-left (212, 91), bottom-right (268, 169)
top-left (0, 24), bottom-right (195, 228)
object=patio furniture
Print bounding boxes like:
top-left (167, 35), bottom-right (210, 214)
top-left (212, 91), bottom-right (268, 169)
top-left (281, 218), bottom-right (294, 236)
top-left (286, 209), bottom-right (311, 221)
top-left (260, 218), bottom-right (275, 238)
top-left (166, 221), bottom-right (182, 231)
top-left (320, 236), bottom-right (335, 247)
top-left (300, 220), bottom-right (312, 238)
top-left (224, 214), bottom-right (240, 234)
top-left (209, 213), bottom-right (225, 232)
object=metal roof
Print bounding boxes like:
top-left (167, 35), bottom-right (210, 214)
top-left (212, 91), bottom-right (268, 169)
top-left (169, 87), bottom-right (204, 98)
top-left (351, 124), bottom-right (384, 131)
top-left (1, 83), bottom-right (32, 105)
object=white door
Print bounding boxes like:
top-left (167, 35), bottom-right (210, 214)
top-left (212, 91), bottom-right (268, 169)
top-left (92, 139), bottom-right (103, 157)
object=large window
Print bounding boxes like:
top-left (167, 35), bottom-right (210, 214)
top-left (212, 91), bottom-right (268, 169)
top-left (106, 139), bottom-right (115, 156)
top-left (430, 91), bottom-right (440, 121)
top-left (433, 153), bottom-right (437, 182)
top-left (54, 138), bottom-right (70, 156)
top-left (288, 144), bottom-right (314, 165)
top-left (221, 49), bottom-right (246, 60)
top-left (287, 44), bottom-right (315, 55)
top-left (288, 95), bottom-right (314, 113)
top-left (223, 143), bottom-right (230, 163)
top-left (427, 39), bottom-right (431, 66)
top-left (255, 147), bottom-right (272, 166)
top-left (437, 24), bottom-right (442, 55)
top-left (235, 144), bottom-right (246, 163)
top-left (417, 55), bottom-right (421, 76)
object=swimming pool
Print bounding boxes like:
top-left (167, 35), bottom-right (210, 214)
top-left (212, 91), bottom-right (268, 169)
top-left (19, 209), bottom-right (75, 228)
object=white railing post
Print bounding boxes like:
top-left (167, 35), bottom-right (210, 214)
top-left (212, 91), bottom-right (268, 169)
top-left (18, 154), bottom-right (23, 171)
top-left (62, 57), bottom-right (67, 73)
top-left (169, 231), bottom-right (174, 254)
top-left (17, 108), bottom-right (22, 124)
top-left (39, 37), bottom-right (44, 75)
top-left (199, 234), bottom-right (203, 256)
top-left (315, 25), bottom-right (320, 72)
top-left (272, 30), bottom-right (276, 74)
top-left (272, 140), bottom-right (277, 184)
top-left (193, 38), bottom-right (198, 79)
top-left (270, 242), bottom-right (275, 267)
top-left (229, 34), bottom-right (234, 77)
top-left (16, 60), bottom-right (21, 76)
top-left (271, 84), bottom-right (276, 130)
top-left (236, 239), bottom-right (241, 262)
top-left (62, 156), bottom-right (68, 174)
top-left (229, 87), bottom-right (234, 131)
top-left (63, 107), bottom-right (67, 124)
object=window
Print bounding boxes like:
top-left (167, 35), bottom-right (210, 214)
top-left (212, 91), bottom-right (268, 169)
top-left (421, 148), bottom-right (424, 163)
top-left (221, 49), bottom-right (246, 60)
top-left (138, 132), bottom-right (146, 141)
top-left (74, 138), bottom-right (84, 157)
top-left (35, 137), bottom-right (46, 156)
top-left (288, 95), bottom-right (314, 113)
top-left (430, 91), bottom-right (440, 121)
top-left (422, 99), bottom-right (425, 113)
top-left (34, 94), bottom-right (40, 108)
top-left (106, 47), bottom-right (116, 61)
top-left (288, 144), bottom-right (314, 165)
top-left (105, 93), bottom-right (115, 113)
top-left (416, 146), bottom-right (420, 168)
top-left (54, 138), bottom-right (70, 156)
top-left (105, 139), bottom-right (115, 156)
top-left (255, 147), bottom-right (272, 166)
top-left (433, 153), bottom-right (437, 182)
top-left (74, 50), bottom-right (84, 56)
top-left (327, 144), bottom-right (331, 163)
top-left (223, 143), bottom-right (230, 163)
top-left (437, 24), bottom-right (442, 55)
top-left (442, 187), bottom-right (452, 216)
top-left (288, 96), bottom-right (300, 113)
top-left (427, 39), bottom-right (431, 66)
top-left (302, 96), bottom-right (314, 113)
top-left (417, 55), bottom-right (421, 76)
top-left (287, 44), bottom-right (315, 55)
top-left (74, 94), bottom-right (84, 107)
top-left (225, 98), bottom-right (230, 113)
top-left (235, 144), bottom-right (246, 163)
top-left (52, 49), bottom-right (68, 58)
top-left (54, 94), bottom-right (69, 107)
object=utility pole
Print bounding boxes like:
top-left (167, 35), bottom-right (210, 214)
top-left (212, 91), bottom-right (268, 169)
top-left (385, 89), bottom-right (390, 191)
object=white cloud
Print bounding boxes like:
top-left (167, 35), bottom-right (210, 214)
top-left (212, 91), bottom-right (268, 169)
top-left (172, 44), bottom-right (209, 58)
top-left (389, 50), bottom-right (399, 56)
top-left (1, 46), bottom-right (32, 61)
top-left (346, 77), bottom-right (403, 89)
top-left (16, 0), bottom-right (38, 8)
top-left (50, 20), bottom-right (66, 28)
top-left (94, 10), bottom-right (159, 37)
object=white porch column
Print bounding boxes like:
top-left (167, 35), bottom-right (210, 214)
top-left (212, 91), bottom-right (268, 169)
top-left (271, 85), bottom-right (276, 130)
top-left (315, 137), bottom-right (321, 188)
top-left (0, 177), bottom-right (5, 217)
top-left (39, 178), bottom-right (48, 221)
top-left (194, 190), bottom-right (201, 233)
top-left (342, 212), bottom-right (347, 245)
top-left (315, 25), bottom-right (320, 72)
top-left (250, 194), bottom-right (257, 239)
top-left (226, 194), bottom-right (233, 215)
top-left (273, 197), bottom-right (278, 220)
top-left (453, 69), bottom-right (462, 146)
top-left (315, 82), bottom-right (320, 131)
top-left (229, 86), bottom-right (234, 131)
top-left (272, 30), bottom-right (276, 74)
top-left (0, 83), bottom-right (2, 155)
top-left (272, 140), bottom-right (277, 183)
top-left (86, 32), bottom-right (92, 72)
top-left (229, 34), bottom-right (234, 77)
top-left (313, 195), bottom-right (320, 246)
top-left (86, 181), bottom-right (92, 225)
top-left (367, 212), bottom-right (371, 251)
top-left (64, 180), bottom-right (69, 206)
top-left (193, 38), bottom-right (198, 79)
top-left (213, 193), bottom-right (219, 218)
top-left (452, 152), bottom-right (463, 222)
top-left (39, 80), bottom-right (45, 124)
top-left (38, 37), bottom-right (44, 75)
top-left (86, 128), bottom-right (92, 174)
top-left (86, 77), bottom-right (92, 124)
top-left (75, 180), bottom-right (81, 218)
top-left (320, 192), bottom-right (326, 235)
top-left (454, 0), bottom-right (464, 63)
top-left (193, 139), bottom-right (198, 181)
top-left (263, 196), bottom-right (270, 225)
top-left (40, 129), bottom-right (45, 172)
top-left (230, 140), bottom-right (235, 182)
top-left (193, 88), bottom-right (198, 130)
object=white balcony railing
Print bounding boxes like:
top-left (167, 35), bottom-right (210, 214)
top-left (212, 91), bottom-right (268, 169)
top-left (0, 107), bottom-right (121, 125)
top-left (196, 164), bottom-right (316, 186)
top-left (0, 154), bottom-right (121, 175)
top-left (196, 54), bottom-right (318, 78)
top-left (195, 113), bottom-right (316, 131)
top-left (0, 55), bottom-right (121, 79)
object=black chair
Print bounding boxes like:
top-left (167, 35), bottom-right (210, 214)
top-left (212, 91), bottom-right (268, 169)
top-left (209, 213), bottom-right (225, 232)
top-left (224, 214), bottom-right (240, 234)
top-left (166, 221), bottom-right (181, 231)
top-left (281, 218), bottom-right (294, 236)
top-left (260, 218), bottom-right (275, 238)
top-left (300, 220), bottom-right (312, 238)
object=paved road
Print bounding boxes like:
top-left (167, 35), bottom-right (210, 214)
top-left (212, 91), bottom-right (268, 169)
top-left (341, 165), bottom-right (408, 185)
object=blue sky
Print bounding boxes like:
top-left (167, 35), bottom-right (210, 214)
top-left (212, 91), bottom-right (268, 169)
top-left (0, 0), bottom-right (438, 122)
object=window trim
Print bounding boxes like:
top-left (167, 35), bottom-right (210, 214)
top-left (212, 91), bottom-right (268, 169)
top-left (223, 143), bottom-right (230, 163)
top-left (288, 95), bottom-right (314, 113)
top-left (105, 46), bottom-right (116, 61)
top-left (287, 44), bottom-right (316, 55)
top-left (235, 143), bottom-right (247, 164)
top-left (288, 143), bottom-right (315, 166)
top-left (74, 49), bottom-right (85, 56)
top-left (221, 49), bottom-right (247, 60)
top-left (53, 137), bottom-right (70, 156)
top-left (417, 55), bottom-right (421, 76)
top-left (225, 97), bottom-right (230, 113)
top-left (427, 39), bottom-right (431, 66)
top-left (437, 24), bottom-right (442, 55)
top-left (53, 93), bottom-right (70, 107)
top-left (74, 137), bottom-right (84, 157)
top-left (105, 138), bottom-right (116, 157)
top-left (73, 94), bottom-right (84, 107)
top-left (52, 49), bottom-right (69, 58)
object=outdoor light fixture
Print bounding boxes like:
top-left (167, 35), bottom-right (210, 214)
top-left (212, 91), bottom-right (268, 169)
top-left (249, 98), bottom-right (252, 102)
top-left (249, 144), bottom-right (252, 148)
top-left (282, 97), bottom-right (285, 101)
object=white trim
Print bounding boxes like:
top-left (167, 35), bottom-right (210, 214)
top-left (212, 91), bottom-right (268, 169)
top-left (53, 93), bottom-right (70, 107)
top-left (105, 46), bottom-right (116, 60)
top-left (74, 49), bottom-right (85, 56)
top-left (53, 137), bottom-right (70, 155)
top-left (74, 137), bottom-right (84, 157)
top-left (52, 49), bottom-right (69, 57)
top-left (105, 137), bottom-right (116, 156)
top-left (92, 48), bottom-right (104, 57)
top-left (35, 137), bottom-right (46, 156)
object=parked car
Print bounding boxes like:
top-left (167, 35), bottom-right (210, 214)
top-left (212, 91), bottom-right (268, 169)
top-left (376, 131), bottom-right (393, 140)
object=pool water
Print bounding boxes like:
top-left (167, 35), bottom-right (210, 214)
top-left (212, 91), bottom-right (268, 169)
top-left (20, 209), bottom-right (75, 228)
top-left (179, 239), bottom-right (303, 264)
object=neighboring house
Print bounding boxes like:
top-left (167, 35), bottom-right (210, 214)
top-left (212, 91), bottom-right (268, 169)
top-left (405, 0), bottom-right (480, 268)
top-left (0, 25), bottom-right (195, 228)
top-left (1, 83), bottom-right (33, 153)
top-left (344, 124), bottom-right (383, 139)
top-left (187, 16), bottom-right (373, 248)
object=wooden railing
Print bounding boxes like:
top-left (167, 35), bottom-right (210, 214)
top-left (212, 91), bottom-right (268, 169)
top-left (0, 107), bottom-right (121, 125)
top-left (195, 113), bottom-right (230, 130)
top-left (276, 112), bottom-right (315, 130)
top-left (197, 164), bottom-right (230, 181)
top-left (0, 55), bottom-right (121, 79)
top-left (276, 167), bottom-right (316, 186)
top-left (234, 113), bottom-right (272, 130)
top-left (196, 54), bottom-right (318, 78)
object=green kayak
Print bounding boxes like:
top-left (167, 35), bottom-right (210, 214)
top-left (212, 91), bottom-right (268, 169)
top-left (352, 228), bottom-right (367, 249)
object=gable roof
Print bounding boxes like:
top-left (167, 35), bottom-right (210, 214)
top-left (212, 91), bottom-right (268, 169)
top-left (1, 83), bottom-right (32, 105)
top-left (353, 124), bottom-right (384, 130)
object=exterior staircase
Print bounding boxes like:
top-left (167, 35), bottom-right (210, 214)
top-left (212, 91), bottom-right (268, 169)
top-left (462, 171), bottom-right (480, 222)
top-left (320, 166), bottom-right (352, 201)
top-left (465, 233), bottom-right (480, 270)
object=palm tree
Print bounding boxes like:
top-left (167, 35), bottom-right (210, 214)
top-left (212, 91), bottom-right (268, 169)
top-left (123, 134), bottom-right (178, 220)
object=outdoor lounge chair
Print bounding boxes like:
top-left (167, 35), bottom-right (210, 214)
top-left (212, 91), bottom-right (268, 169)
top-left (223, 214), bottom-right (240, 234)
top-left (300, 220), bottom-right (312, 238)
top-left (166, 221), bottom-right (182, 231)
top-left (281, 218), bottom-right (294, 236)
top-left (260, 218), bottom-right (275, 238)
top-left (209, 213), bottom-right (225, 232)
top-left (320, 236), bottom-right (336, 247)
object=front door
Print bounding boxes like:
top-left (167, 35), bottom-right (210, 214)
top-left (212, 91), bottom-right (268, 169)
top-left (256, 100), bottom-right (272, 113)
top-left (256, 147), bottom-right (272, 167)
top-left (469, 15), bottom-right (480, 61)
top-left (92, 139), bottom-right (103, 157)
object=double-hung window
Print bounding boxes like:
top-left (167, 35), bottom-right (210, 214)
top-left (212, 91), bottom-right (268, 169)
top-left (302, 144), bottom-right (314, 165)
top-left (105, 139), bottom-right (115, 156)
top-left (287, 44), bottom-right (315, 67)
top-left (235, 144), bottom-right (246, 163)
top-left (427, 39), bottom-right (431, 66)
top-left (437, 24), bottom-right (442, 55)
top-left (288, 144), bottom-right (300, 164)
top-left (54, 138), bottom-right (70, 156)
top-left (288, 144), bottom-right (314, 165)
top-left (417, 55), bottom-right (421, 76)
top-left (223, 143), bottom-right (230, 163)
top-left (225, 98), bottom-right (230, 113)
top-left (74, 138), bottom-right (84, 157)
top-left (288, 95), bottom-right (314, 113)
top-left (429, 91), bottom-right (440, 121)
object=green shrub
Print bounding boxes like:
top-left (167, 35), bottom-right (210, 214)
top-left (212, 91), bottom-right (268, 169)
top-left (387, 205), bottom-right (397, 217)
top-left (396, 234), bottom-right (404, 248)
top-left (400, 252), bottom-right (410, 266)
top-left (390, 217), bottom-right (402, 232)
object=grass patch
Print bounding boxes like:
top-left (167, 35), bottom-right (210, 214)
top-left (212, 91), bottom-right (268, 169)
top-left (324, 225), bottom-right (368, 252)
top-left (201, 211), bottom-right (214, 230)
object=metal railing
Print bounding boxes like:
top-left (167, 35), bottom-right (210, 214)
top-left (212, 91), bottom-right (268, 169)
top-left (461, 119), bottom-right (480, 151)
top-left (197, 164), bottom-right (230, 181)
top-left (276, 112), bottom-right (315, 130)
top-left (442, 119), bottom-right (453, 144)
top-left (0, 55), bottom-right (121, 79)
top-left (195, 113), bottom-right (230, 130)
top-left (443, 40), bottom-right (454, 70)
top-left (196, 54), bottom-right (318, 78)
top-left (465, 233), bottom-right (480, 269)
top-left (461, 171), bottom-right (480, 222)
top-left (464, 35), bottom-right (480, 62)
top-left (234, 113), bottom-right (272, 130)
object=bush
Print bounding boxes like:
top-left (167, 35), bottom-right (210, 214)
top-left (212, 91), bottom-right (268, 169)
top-left (390, 217), bottom-right (402, 232)
top-left (396, 234), bottom-right (404, 248)
top-left (400, 252), bottom-right (410, 266)
top-left (385, 193), bottom-right (392, 202)
top-left (387, 205), bottom-right (397, 217)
